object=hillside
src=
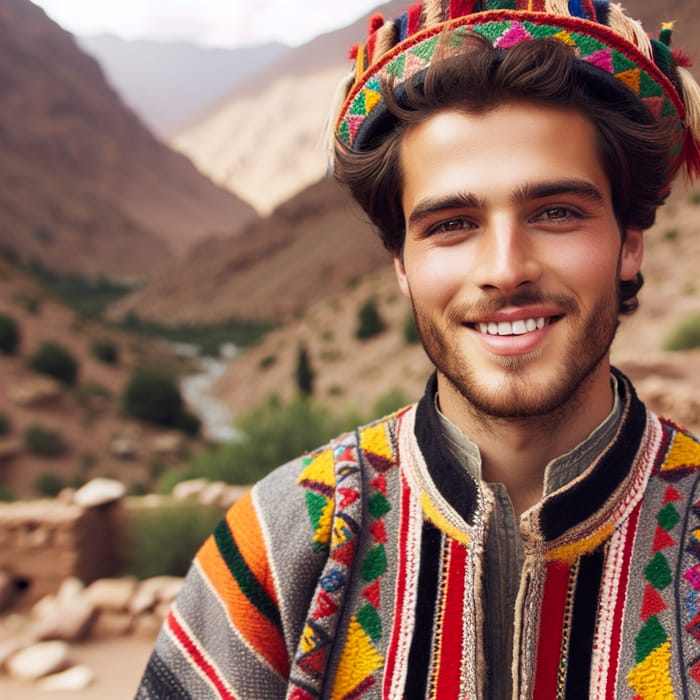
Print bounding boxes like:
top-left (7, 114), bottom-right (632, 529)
top-left (0, 256), bottom-right (200, 500)
top-left (109, 177), bottom-right (388, 324)
top-left (170, 0), bottom-right (407, 214)
top-left (78, 35), bottom-right (290, 136)
top-left (0, 0), bottom-right (256, 279)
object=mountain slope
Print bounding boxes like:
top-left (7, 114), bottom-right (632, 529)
top-left (78, 35), bottom-right (290, 136)
top-left (109, 176), bottom-right (388, 324)
top-left (170, 0), bottom-right (407, 215)
top-left (0, 0), bottom-right (257, 279)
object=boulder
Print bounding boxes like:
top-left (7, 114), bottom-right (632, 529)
top-left (38, 664), bottom-right (95, 692)
top-left (198, 481), bottom-right (227, 506)
top-left (8, 377), bottom-right (62, 407)
top-left (109, 436), bottom-right (138, 460)
top-left (150, 432), bottom-right (185, 457)
top-left (0, 438), bottom-right (22, 462)
top-left (6, 640), bottom-right (70, 681)
top-left (0, 570), bottom-right (14, 611)
top-left (73, 478), bottom-right (126, 508)
top-left (172, 478), bottom-right (208, 501)
top-left (32, 594), bottom-right (96, 643)
top-left (85, 577), bottom-right (137, 611)
top-left (90, 610), bottom-right (133, 638)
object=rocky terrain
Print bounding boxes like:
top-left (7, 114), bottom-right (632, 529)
top-left (0, 256), bottom-right (201, 500)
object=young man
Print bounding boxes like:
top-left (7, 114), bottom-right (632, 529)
top-left (137, 1), bottom-right (700, 698)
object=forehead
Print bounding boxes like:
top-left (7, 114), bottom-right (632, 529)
top-left (399, 102), bottom-right (612, 209)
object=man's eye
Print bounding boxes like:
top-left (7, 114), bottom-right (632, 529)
top-left (430, 219), bottom-right (472, 234)
top-left (538, 207), bottom-right (575, 221)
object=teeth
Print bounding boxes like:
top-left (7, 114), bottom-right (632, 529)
top-left (477, 317), bottom-right (547, 336)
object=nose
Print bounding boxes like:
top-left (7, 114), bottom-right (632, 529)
top-left (472, 217), bottom-right (542, 294)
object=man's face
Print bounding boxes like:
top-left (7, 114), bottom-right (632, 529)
top-left (395, 102), bottom-right (643, 419)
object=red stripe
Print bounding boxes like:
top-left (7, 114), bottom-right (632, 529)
top-left (433, 539), bottom-right (468, 699)
top-left (168, 611), bottom-right (236, 699)
top-left (532, 560), bottom-right (571, 698)
top-left (383, 472), bottom-right (413, 696)
top-left (604, 504), bottom-right (641, 697)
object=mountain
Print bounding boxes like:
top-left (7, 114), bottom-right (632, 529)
top-left (0, 0), bottom-right (256, 279)
top-left (77, 35), bottom-right (290, 136)
top-left (109, 176), bottom-right (388, 324)
top-left (170, 0), bottom-right (407, 215)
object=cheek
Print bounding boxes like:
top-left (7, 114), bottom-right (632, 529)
top-left (406, 250), bottom-right (466, 307)
top-left (547, 238), bottom-right (620, 292)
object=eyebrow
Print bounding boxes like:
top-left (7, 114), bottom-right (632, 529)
top-left (406, 179), bottom-right (604, 230)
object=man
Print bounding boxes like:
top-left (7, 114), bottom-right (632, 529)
top-left (137, 1), bottom-right (700, 698)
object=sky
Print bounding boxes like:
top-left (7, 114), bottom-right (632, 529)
top-left (31, 0), bottom-right (385, 48)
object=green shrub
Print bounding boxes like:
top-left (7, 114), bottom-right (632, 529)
top-left (355, 299), bottom-right (386, 340)
top-left (258, 353), bottom-right (277, 370)
top-left (162, 395), bottom-right (361, 489)
top-left (91, 338), bottom-right (119, 365)
top-left (177, 410), bottom-right (201, 437)
top-left (0, 413), bottom-right (10, 436)
top-left (124, 368), bottom-right (183, 426)
top-left (0, 484), bottom-right (15, 502)
top-left (120, 502), bottom-right (225, 578)
top-left (403, 312), bottom-right (419, 344)
top-left (25, 425), bottom-right (68, 457)
top-left (371, 389), bottom-right (411, 419)
top-left (30, 342), bottom-right (78, 385)
top-left (664, 312), bottom-right (700, 351)
top-left (35, 471), bottom-right (67, 497)
top-left (0, 314), bottom-right (20, 354)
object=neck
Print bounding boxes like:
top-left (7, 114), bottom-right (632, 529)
top-left (437, 362), bottom-right (614, 517)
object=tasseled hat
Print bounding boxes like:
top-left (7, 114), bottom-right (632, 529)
top-left (333, 0), bottom-right (700, 183)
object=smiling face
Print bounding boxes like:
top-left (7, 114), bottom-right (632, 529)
top-left (395, 102), bottom-right (643, 422)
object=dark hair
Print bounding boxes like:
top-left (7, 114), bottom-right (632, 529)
top-left (334, 33), bottom-right (679, 314)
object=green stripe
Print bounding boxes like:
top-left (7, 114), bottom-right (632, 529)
top-left (213, 520), bottom-right (282, 629)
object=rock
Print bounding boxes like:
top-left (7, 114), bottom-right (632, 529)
top-left (109, 436), bottom-right (138, 460)
top-left (33, 594), bottom-right (96, 643)
top-left (172, 478), bottom-right (208, 501)
top-left (0, 570), bottom-right (14, 611)
top-left (198, 481), bottom-right (227, 506)
top-left (38, 664), bottom-right (95, 692)
top-left (132, 612), bottom-right (163, 639)
top-left (220, 485), bottom-right (247, 509)
top-left (73, 478), bottom-right (126, 507)
top-left (6, 640), bottom-right (70, 681)
top-left (8, 377), bottom-right (62, 407)
top-left (150, 432), bottom-right (185, 457)
top-left (0, 437), bottom-right (22, 461)
top-left (128, 584), bottom-right (157, 616)
top-left (0, 637), bottom-right (28, 669)
top-left (90, 610), bottom-right (132, 638)
top-left (86, 577), bottom-right (136, 611)
top-left (57, 576), bottom-right (85, 601)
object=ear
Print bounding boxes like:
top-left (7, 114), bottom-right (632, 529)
top-left (620, 229), bottom-right (643, 281)
top-left (393, 253), bottom-right (410, 298)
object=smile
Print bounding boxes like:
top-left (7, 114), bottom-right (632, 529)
top-left (476, 317), bottom-right (550, 336)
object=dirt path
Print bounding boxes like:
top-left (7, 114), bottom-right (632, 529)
top-left (0, 636), bottom-right (153, 699)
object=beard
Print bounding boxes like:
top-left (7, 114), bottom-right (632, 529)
top-left (411, 284), bottom-right (620, 421)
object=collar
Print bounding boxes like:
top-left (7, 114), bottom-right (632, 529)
top-left (412, 367), bottom-right (648, 539)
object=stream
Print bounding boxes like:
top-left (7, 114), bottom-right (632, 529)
top-left (177, 343), bottom-right (242, 443)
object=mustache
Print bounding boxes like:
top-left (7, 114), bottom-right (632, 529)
top-left (446, 287), bottom-right (579, 325)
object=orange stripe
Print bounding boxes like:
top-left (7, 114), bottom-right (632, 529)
top-left (197, 522), bottom-right (289, 678)
top-left (226, 492), bottom-right (280, 607)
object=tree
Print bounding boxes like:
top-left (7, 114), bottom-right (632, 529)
top-left (355, 299), bottom-right (386, 340)
top-left (295, 344), bottom-right (315, 396)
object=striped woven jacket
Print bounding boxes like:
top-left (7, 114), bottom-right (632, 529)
top-left (136, 372), bottom-right (700, 699)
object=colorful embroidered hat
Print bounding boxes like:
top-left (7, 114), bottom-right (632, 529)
top-left (333, 0), bottom-right (700, 182)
